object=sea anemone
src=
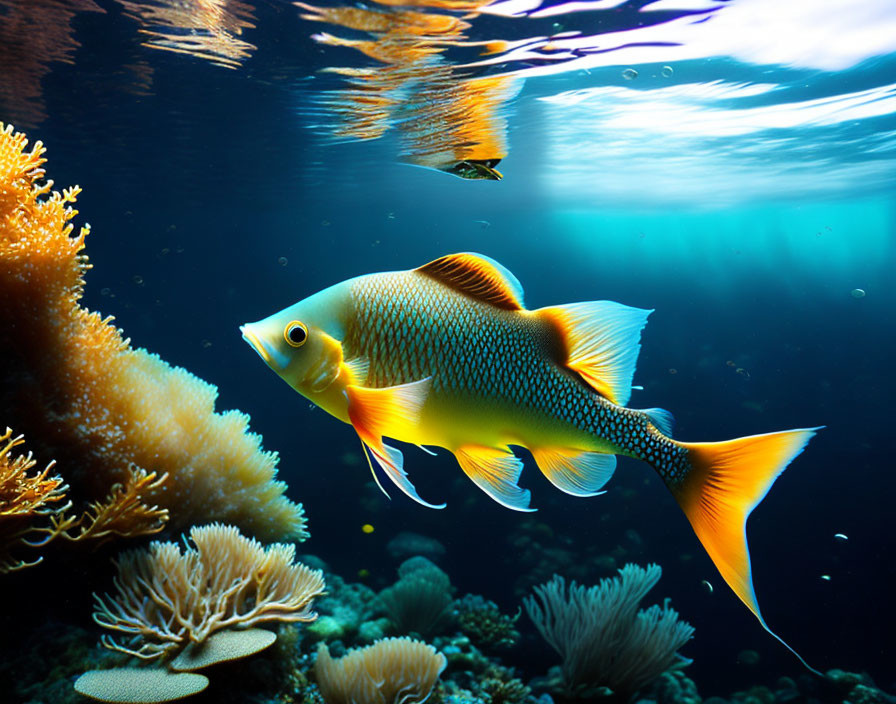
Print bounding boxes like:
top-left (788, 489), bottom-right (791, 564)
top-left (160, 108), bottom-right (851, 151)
top-left (524, 563), bottom-right (694, 698)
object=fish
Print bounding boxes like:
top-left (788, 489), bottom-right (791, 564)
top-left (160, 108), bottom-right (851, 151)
top-left (241, 252), bottom-right (821, 668)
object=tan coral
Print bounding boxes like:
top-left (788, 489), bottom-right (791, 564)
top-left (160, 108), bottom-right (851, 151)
top-left (93, 523), bottom-right (325, 661)
top-left (316, 637), bottom-right (447, 704)
top-left (0, 123), bottom-right (306, 541)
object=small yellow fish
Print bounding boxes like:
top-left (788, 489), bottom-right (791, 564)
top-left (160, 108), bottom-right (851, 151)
top-left (241, 252), bottom-right (821, 667)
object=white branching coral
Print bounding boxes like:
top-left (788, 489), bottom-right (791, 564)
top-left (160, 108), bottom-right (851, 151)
top-left (92, 523), bottom-right (326, 660)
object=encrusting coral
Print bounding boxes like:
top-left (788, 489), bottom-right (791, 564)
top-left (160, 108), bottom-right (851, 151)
top-left (0, 427), bottom-right (167, 572)
top-left (92, 523), bottom-right (326, 661)
top-left (316, 636), bottom-right (447, 704)
top-left (0, 122), bottom-right (306, 541)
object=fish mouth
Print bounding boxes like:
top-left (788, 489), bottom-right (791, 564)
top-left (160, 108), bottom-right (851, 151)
top-left (240, 323), bottom-right (288, 371)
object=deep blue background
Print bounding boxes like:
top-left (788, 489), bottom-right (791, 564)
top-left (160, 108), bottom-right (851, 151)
top-left (1, 0), bottom-right (894, 696)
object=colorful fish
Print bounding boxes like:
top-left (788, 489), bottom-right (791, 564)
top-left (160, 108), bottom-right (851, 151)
top-left (241, 252), bottom-right (821, 667)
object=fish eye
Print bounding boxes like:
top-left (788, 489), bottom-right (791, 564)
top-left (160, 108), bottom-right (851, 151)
top-left (284, 321), bottom-right (307, 348)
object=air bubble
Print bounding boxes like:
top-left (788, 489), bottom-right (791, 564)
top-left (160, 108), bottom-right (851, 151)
top-left (661, 65), bottom-right (674, 77)
top-left (622, 68), bottom-right (638, 80)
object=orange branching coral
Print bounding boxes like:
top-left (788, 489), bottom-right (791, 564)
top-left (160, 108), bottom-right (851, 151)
top-left (0, 427), bottom-right (68, 571)
top-left (0, 427), bottom-right (168, 572)
top-left (0, 123), bottom-right (307, 541)
top-left (51, 467), bottom-right (170, 544)
top-left (93, 524), bottom-right (326, 661)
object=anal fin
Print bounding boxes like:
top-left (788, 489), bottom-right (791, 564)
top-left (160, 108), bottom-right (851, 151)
top-left (531, 448), bottom-right (616, 496)
top-left (455, 446), bottom-right (535, 512)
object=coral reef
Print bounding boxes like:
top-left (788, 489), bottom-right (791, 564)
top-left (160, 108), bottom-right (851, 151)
top-left (456, 594), bottom-right (520, 651)
top-left (0, 123), bottom-right (306, 541)
top-left (0, 427), bottom-right (167, 571)
top-left (524, 564), bottom-right (694, 699)
top-left (378, 556), bottom-right (455, 637)
top-left (316, 637), bottom-right (447, 704)
top-left (306, 569), bottom-right (387, 645)
top-left (92, 524), bottom-right (325, 661)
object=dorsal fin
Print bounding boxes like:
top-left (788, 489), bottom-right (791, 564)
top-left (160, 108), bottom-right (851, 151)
top-left (416, 253), bottom-right (524, 310)
top-left (538, 301), bottom-right (652, 406)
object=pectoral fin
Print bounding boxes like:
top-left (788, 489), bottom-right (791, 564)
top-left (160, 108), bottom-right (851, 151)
top-left (455, 446), bottom-right (535, 512)
top-left (531, 448), bottom-right (616, 496)
top-left (346, 378), bottom-right (443, 509)
top-left (345, 377), bottom-right (431, 446)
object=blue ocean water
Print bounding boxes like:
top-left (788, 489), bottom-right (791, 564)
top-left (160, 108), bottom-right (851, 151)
top-left (1, 0), bottom-right (894, 700)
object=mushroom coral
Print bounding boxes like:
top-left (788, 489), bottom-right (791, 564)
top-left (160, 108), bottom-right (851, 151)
top-left (0, 123), bottom-right (307, 541)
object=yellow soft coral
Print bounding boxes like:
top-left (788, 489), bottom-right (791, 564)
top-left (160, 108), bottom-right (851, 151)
top-left (0, 428), bottom-right (167, 571)
top-left (0, 427), bottom-right (68, 571)
top-left (0, 123), bottom-right (306, 541)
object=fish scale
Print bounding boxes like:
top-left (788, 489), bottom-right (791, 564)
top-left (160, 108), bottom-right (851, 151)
top-left (344, 270), bottom-right (690, 484)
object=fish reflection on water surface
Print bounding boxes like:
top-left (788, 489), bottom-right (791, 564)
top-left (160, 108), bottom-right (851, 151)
top-left (298, 0), bottom-right (520, 179)
top-left (242, 252), bottom-right (822, 670)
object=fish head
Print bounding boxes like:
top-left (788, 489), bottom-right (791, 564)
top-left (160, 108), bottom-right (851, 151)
top-left (241, 280), bottom-right (352, 397)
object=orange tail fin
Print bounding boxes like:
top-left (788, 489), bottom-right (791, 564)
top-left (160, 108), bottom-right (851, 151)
top-left (670, 427), bottom-right (823, 673)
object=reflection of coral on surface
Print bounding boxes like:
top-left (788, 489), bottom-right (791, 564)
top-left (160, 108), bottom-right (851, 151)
top-left (524, 564), bottom-right (694, 698)
top-left (93, 523), bottom-right (326, 661)
top-left (0, 0), bottom-right (105, 127)
top-left (316, 636), bottom-right (447, 704)
top-left (0, 428), bottom-right (167, 573)
top-left (0, 123), bottom-right (307, 541)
